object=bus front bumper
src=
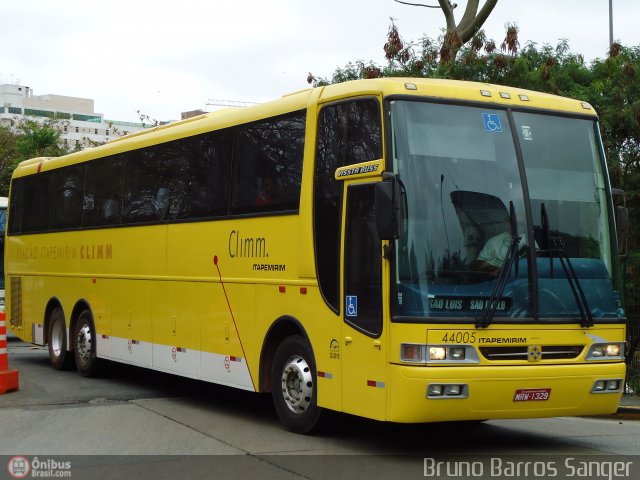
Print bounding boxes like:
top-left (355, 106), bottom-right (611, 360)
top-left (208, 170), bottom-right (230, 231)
top-left (388, 362), bottom-right (625, 423)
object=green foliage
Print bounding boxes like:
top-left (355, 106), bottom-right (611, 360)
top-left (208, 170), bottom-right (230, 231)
top-left (15, 120), bottom-right (68, 158)
top-left (0, 125), bottom-right (19, 197)
top-left (0, 119), bottom-right (70, 195)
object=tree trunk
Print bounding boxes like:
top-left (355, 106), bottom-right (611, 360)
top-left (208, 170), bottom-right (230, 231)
top-left (438, 0), bottom-right (498, 64)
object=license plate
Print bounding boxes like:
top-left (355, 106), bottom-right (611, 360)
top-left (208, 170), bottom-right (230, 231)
top-left (513, 388), bottom-right (551, 402)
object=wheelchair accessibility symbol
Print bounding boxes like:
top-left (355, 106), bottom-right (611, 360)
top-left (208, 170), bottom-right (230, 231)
top-left (482, 112), bottom-right (502, 132)
top-left (346, 295), bottom-right (358, 317)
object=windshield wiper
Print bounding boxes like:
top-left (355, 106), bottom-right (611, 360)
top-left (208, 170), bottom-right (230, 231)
top-left (476, 201), bottom-right (521, 329)
top-left (539, 203), bottom-right (594, 328)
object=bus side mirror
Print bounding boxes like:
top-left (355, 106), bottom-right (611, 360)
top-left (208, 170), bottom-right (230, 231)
top-left (612, 188), bottom-right (629, 261)
top-left (375, 176), bottom-right (398, 241)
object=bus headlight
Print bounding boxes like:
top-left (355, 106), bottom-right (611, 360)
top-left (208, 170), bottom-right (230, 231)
top-left (449, 347), bottom-right (466, 360)
top-left (429, 347), bottom-right (447, 360)
top-left (606, 344), bottom-right (621, 356)
top-left (400, 344), bottom-right (479, 364)
top-left (586, 342), bottom-right (624, 361)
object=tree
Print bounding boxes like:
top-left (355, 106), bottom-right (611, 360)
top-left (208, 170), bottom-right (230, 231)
top-left (309, 3), bottom-right (515, 86)
top-left (0, 119), bottom-right (69, 195)
top-left (0, 125), bottom-right (19, 196)
top-left (15, 120), bottom-right (68, 158)
top-left (393, 0), bottom-right (499, 64)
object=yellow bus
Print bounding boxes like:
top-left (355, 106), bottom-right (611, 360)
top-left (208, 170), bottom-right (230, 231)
top-left (5, 78), bottom-right (627, 433)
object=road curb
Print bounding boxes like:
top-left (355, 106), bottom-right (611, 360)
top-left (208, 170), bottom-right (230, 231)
top-left (617, 405), bottom-right (640, 414)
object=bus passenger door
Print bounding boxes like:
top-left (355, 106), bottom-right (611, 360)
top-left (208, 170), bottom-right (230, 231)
top-left (341, 183), bottom-right (387, 420)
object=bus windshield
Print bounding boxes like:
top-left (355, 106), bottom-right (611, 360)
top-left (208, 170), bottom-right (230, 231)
top-left (390, 100), bottom-right (621, 321)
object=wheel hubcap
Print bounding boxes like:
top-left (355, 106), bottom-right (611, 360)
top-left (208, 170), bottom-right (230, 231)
top-left (51, 319), bottom-right (64, 357)
top-left (280, 355), bottom-right (313, 414)
top-left (76, 324), bottom-right (93, 366)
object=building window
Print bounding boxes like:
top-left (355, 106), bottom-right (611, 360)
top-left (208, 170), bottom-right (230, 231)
top-left (106, 130), bottom-right (109, 136)
top-left (8, 107), bottom-right (21, 114)
top-left (24, 108), bottom-right (55, 119)
top-left (95, 129), bottom-right (98, 135)
top-left (73, 114), bottom-right (101, 123)
top-left (64, 126), bottom-right (68, 133)
top-left (75, 127), bottom-right (79, 133)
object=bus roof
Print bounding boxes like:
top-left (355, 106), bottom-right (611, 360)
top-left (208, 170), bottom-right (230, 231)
top-left (11, 78), bottom-right (596, 178)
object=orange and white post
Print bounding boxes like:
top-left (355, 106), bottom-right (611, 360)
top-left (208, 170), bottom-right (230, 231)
top-left (0, 311), bottom-right (19, 394)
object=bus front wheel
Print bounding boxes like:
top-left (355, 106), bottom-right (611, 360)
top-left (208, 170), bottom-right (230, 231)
top-left (271, 336), bottom-right (322, 434)
top-left (74, 310), bottom-right (101, 377)
top-left (47, 307), bottom-right (73, 370)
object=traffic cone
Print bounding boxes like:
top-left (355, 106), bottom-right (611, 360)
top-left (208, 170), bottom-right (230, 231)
top-left (0, 311), bottom-right (19, 394)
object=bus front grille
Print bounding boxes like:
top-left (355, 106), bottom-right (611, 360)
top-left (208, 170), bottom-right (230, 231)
top-left (479, 345), bottom-right (584, 361)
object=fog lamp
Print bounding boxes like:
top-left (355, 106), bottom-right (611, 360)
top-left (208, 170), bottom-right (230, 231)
top-left (444, 384), bottom-right (462, 396)
top-left (606, 380), bottom-right (620, 391)
top-left (428, 384), bottom-right (443, 396)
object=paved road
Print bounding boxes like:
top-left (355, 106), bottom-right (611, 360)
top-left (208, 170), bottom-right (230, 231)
top-left (1, 335), bottom-right (639, 479)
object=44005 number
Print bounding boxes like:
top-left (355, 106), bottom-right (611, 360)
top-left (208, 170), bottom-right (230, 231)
top-left (440, 332), bottom-right (476, 344)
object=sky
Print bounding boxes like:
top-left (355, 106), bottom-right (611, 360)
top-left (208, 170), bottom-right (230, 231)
top-left (1, 0), bottom-right (639, 123)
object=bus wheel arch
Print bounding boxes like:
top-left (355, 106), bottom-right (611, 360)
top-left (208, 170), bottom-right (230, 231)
top-left (259, 316), bottom-right (311, 393)
top-left (261, 317), bottom-right (322, 433)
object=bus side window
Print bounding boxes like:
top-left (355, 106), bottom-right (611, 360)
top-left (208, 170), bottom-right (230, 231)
top-left (51, 164), bottom-right (85, 230)
top-left (20, 173), bottom-right (53, 233)
top-left (230, 110), bottom-right (305, 215)
top-left (123, 146), bottom-right (173, 223)
top-left (170, 132), bottom-right (231, 219)
top-left (83, 156), bottom-right (124, 227)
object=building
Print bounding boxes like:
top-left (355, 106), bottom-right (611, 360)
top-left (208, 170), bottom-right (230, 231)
top-left (0, 83), bottom-right (148, 149)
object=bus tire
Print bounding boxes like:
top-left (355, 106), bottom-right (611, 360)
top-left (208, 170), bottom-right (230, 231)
top-left (271, 335), bottom-right (322, 434)
top-left (74, 310), bottom-right (101, 377)
top-left (47, 307), bottom-right (74, 370)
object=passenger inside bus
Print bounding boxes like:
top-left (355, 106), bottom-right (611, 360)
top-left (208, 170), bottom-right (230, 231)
top-left (473, 215), bottom-right (512, 276)
top-left (255, 175), bottom-right (283, 206)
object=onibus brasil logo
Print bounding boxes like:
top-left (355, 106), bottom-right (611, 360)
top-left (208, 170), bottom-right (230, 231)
top-left (7, 456), bottom-right (30, 479)
top-left (7, 456), bottom-right (72, 478)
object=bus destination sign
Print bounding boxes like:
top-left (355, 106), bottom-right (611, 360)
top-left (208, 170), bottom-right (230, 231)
top-left (429, 296), bottom-right (512, 313)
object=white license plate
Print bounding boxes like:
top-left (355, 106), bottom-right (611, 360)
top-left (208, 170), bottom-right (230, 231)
top-left (513, 388), bottom-right (551, 402)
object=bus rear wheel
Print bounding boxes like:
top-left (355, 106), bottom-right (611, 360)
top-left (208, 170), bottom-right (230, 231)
top-left (271, 336), bottom-right (322, 434)
top-left (74, 310), bottom-right (101, 377)
top-left (47, 307), bottom-right (73, 370)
